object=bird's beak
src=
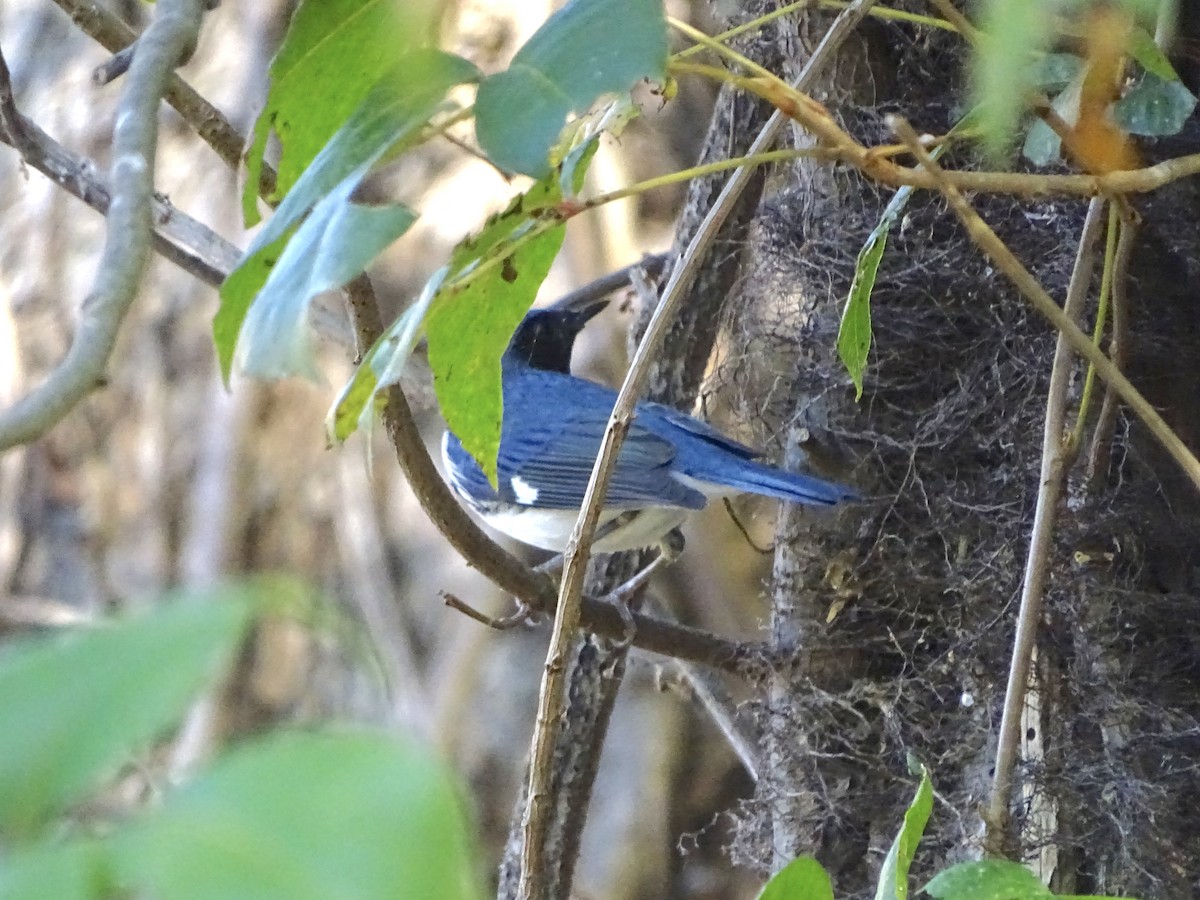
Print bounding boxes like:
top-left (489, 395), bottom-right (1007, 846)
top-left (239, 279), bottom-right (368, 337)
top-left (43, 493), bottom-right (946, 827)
top-left (570, 299), bottom-right (608, 329)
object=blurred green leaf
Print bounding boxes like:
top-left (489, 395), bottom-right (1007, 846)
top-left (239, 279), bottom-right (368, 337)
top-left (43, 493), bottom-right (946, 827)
top-left (0, 590), bottom-right (254, 838)
top-left (923, 860), bottom-right (1052, 899)
top-left (216, 51), bottom-right (478, 381)
top-left (757, 856), bottom-right (834, 900)
top-left (971, 0), bottom-right (1053, 159)
top-left (1113, 73), bottom-right (1198, 136)
top-left (115, 731), bottom-right (481, 900)
top-left (475, 0), bottom-right (666, 176)
top-left (242, 0), bottom-right (440, 224)
top-left (0, 840), bottom-right (116, 900)
top-left (874, 758), bottom-right (932, 900)
top-left (234, 180), bottom-right (417, 381)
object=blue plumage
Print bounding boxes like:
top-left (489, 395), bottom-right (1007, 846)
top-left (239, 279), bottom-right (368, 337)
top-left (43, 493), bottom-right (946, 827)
top-left (440, 302), bottom-right (856, 552)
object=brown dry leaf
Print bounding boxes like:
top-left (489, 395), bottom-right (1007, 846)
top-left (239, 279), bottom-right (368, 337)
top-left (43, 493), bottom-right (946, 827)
top-left (1067, 4), bottom-right (1139, 173)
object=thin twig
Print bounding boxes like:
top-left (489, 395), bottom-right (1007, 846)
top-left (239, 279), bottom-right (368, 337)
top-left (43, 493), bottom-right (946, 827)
top-left (667, 660), bottom-right (761, 781)
top-left (93, 44), bottom-right (135, 85)
top-left (888, 116), bottom-right (1200, 493)
top-left (517, 3), bottom-right (881, 896)
top-left (0, 0), bottom-right (205, 451)
top-left (0, 67), bottom-right (234, 287)
top-left (49, 0), bottom-right (274, 194)
top-left (1086, 215), bottom-right (1138, 493)
top-left (983, 198), bottom-right (1107, 856)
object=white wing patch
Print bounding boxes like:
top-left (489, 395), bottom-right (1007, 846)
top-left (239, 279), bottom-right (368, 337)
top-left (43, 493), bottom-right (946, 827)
top-left (511, 475), bottom-right (539, 505)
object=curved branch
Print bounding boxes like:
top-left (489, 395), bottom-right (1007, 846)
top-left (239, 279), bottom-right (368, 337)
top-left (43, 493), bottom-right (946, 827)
top-left (0, 0), bottom-right (205, 450)
top-left (48, 0), bottom-right (267, 194)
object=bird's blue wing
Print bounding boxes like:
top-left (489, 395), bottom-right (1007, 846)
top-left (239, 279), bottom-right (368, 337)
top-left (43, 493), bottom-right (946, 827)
top-left (444, 369), bottom-right (707, 512)
top-left (497, 412), bottom-right (706, 511)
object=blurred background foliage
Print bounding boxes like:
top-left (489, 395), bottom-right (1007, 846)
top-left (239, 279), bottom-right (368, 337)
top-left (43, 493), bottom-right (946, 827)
top-left (0, 1), bottom-right (781, 896)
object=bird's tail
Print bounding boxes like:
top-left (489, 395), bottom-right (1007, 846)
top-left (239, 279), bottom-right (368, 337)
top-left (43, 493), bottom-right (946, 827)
top-left (705, 458), bottom-right (858, 507)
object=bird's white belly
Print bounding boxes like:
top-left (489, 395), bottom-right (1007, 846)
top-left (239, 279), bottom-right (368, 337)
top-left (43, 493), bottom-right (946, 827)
top-left (480, 505), bottom-right (689, 553)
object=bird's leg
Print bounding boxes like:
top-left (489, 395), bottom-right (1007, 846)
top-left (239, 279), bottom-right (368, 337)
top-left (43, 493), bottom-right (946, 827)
top-left (532, 515), bottom-right (630, 577)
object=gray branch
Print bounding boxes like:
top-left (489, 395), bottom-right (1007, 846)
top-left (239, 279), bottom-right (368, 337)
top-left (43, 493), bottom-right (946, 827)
top-left (0, 0), bottom-right (205, 450)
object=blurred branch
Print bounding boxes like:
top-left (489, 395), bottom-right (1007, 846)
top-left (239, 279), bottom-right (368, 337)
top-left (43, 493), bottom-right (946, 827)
top-left (0, 0), bottom-right (205, 451)
top-left (0, 59), bottom-right (236, 285)
top-left (49, 0), bottom-right (275, 195)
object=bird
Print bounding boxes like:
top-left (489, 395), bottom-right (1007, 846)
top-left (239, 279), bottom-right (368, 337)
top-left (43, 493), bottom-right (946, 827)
top-left (440, 301), bottom-right (857, 554)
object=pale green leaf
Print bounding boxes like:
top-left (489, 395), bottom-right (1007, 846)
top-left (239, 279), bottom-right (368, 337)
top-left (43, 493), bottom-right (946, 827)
top-left (115, 731), bottom-right (481, 900)
top-left (234, 176), bottom-right (417, 381)
top-left (475, 0), bottom-right (666, 176)
top-left (923, 860), bottom-right (1052, 900)
top-left (1113, 73), bottom-right (1197, 136)
top-left (0, 591), bottom-right (254, 837)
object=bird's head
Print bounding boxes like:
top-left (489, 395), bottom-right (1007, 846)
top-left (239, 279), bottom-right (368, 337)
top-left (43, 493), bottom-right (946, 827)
top-left (504, 300), bottom-right (608, 373)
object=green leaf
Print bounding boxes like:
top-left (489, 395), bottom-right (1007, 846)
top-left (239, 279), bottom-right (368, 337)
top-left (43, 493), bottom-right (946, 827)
top-left (0, 840), bottom-right (118, 900)
top-left (1113, 73), bottom-right (1198, 137)
top-left (757, 856), bottom-right (834, 900)
top-left (971, 0), bottom-right (1053, 159)
top-left (216, 51), bottom-right (478, 381)
top-left (874, 757), bottom-right (933, 900)
top-left (838, 138), bottom-right (950, 399)
top-left (475, 0), bottom-right (667, 176)
top-left (242, 0), bottom-right (439, 224)
top-left (234, 179), bottom-right (417, 381)
top-left (424, 142), bottom-right (597, 483)
top-left (923, 861), bottom-right (1052, 900)
top-left (1126, 26), bottom-right (1180, 81)
top-left (0, 590), bottom-right (254, 838)
top-left (838, 221), bottom-right (885, 400)
top-left (114, 731), bottom-right (481, 900)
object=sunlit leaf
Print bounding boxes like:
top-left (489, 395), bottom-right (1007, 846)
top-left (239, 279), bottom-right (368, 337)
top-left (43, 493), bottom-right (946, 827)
top-left (757, 856), bottom-right (834, 900)
top-left (242, 0), bottom-right (440, 224)
top-left (475, 0), bottom-right (666, 176)
top-left (215, 51), bottom-right (478, 381)
top-left (424, 142), bottom-right (597, 484)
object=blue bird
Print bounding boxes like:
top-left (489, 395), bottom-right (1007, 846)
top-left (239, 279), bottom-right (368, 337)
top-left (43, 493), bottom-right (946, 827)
top-left (440, 302), bottom-right (857, 553)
